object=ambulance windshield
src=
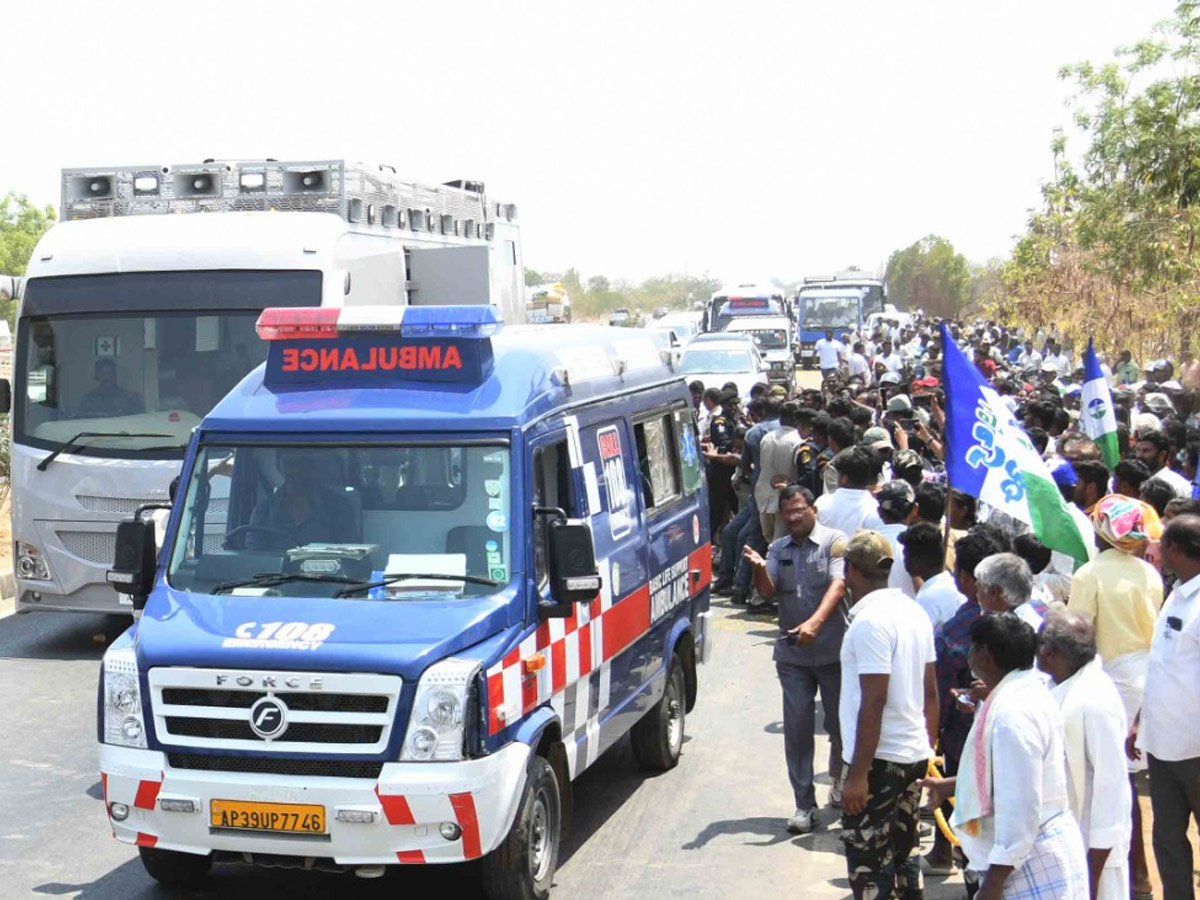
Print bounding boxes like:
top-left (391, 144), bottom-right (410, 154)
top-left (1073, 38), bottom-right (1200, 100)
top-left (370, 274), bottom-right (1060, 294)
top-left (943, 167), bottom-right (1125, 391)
top-left (167, 442), bottom-right (513, 599)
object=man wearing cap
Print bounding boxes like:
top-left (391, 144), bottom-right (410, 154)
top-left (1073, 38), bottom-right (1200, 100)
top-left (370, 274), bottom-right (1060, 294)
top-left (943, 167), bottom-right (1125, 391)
top-left (1039, 361), bottom-right (1065, 393)
top-left (1068, 494), bottom-right (1164, 900)
top-left (874, 481), bottom-right (919, 598)
top-left (744, 486), bottom-right (848, 834)
top-left (837, 530), bottom-right (938, 900)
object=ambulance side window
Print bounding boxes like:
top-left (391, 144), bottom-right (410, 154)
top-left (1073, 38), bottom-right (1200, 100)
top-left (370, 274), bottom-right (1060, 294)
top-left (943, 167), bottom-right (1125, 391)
top-left (633, 414), bottom-right (681, 513)
top-left (533, 440), bottom-right (573, 588)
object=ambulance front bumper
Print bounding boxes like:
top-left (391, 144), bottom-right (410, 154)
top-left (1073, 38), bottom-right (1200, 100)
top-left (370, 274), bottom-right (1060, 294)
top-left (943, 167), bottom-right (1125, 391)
top-left (100, 743), bottom-right (530, 865)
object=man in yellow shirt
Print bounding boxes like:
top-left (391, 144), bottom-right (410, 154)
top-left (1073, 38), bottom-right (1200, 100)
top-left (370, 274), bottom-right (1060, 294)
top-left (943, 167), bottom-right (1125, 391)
top-left (1068, 494), bottom-right (1164, 900)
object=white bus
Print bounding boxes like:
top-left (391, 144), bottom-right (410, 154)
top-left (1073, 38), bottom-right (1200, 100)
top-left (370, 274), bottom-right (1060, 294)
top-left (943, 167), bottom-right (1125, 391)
top-left (3, 159), bottom-right (523, 614)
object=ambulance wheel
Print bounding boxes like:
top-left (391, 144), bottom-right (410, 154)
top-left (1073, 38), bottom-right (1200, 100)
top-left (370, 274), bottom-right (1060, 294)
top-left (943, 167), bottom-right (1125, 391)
top-left (138, 846), bottom-right (212, 887)
top-left (631, 653), bottom-right (685, 771)
top-left (480, 755), bottom-right (561, 900)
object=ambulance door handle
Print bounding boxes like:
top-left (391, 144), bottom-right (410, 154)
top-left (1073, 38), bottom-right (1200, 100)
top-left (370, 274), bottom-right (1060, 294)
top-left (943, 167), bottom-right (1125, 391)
top-left (690, 568), bottom-right (702, 583)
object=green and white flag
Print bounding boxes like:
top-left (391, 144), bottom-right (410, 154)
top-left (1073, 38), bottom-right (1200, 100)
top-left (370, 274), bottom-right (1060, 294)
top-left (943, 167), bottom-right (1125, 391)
top-left (1081, 338), bottom-right (1120, 468)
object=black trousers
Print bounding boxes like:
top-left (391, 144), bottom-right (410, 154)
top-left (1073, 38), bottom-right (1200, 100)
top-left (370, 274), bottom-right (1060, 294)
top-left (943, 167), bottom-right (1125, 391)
top-left (1148, 754), bottom-right (1200, 900)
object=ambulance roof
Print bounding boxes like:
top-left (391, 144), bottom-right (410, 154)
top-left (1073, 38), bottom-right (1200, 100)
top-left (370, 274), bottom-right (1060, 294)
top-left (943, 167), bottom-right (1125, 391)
top-left (202, 323), bottom-right (680, 435)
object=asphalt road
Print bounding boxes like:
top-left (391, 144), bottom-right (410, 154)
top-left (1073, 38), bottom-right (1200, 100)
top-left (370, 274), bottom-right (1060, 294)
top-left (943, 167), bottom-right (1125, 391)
top-left (0, 594), bottom-right (966, 900)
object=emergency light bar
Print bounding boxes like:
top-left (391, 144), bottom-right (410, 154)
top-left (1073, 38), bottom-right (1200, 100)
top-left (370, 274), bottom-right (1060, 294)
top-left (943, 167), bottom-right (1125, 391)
top-left (258, 305), bottom-right (503, 389)
top-left (256, 306), bottom-right (503, 341)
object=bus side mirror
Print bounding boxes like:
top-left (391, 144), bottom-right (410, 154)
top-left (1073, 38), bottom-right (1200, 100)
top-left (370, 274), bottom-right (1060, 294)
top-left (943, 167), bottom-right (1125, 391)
top-left (539, 518), bottom-right (600, 619)
top-left (107, 518), bottom-right (157, 612)
top-left (0, 379), bottom-right (9, 415)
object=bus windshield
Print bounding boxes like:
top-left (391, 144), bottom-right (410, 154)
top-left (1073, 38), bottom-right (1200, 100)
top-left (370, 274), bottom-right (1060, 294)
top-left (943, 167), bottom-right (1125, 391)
top-left (800, 296), bottom-right (860, 330)
top-left (167, 442), bottom-right (513, 599)
top-left (15, 271), bottom-right (321, 458)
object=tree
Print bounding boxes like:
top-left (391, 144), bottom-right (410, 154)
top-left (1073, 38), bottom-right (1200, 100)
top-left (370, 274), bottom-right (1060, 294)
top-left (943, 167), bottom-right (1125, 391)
top-left (884, 235), bottom-right (971, 318)
top-left (0, 192), bottom-right (56, 326)
top-left (996, 2), bottom-right (1200, 361)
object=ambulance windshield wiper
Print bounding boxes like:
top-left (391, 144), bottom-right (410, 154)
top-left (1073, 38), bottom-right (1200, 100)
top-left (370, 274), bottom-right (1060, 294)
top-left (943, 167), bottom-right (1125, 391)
top-left (334, 572), bottom-right (501, 599)
top-left (37, 431), bottom-right (173, 471)
top-left (212, 572), bottom-right (362, 595)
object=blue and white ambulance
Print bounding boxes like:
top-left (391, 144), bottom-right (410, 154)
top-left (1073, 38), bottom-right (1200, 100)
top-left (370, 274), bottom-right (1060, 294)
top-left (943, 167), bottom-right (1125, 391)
top-left (99, 306), bottom-right (712, 899)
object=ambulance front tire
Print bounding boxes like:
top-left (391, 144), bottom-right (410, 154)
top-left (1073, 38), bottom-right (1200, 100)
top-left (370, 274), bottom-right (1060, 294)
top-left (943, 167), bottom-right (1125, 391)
top-left (138, 846), bottom-right (212, 887)
top-left (480, 754), bottom-right (561, 900)
top-left (630, 652), bottom-right (686, 772)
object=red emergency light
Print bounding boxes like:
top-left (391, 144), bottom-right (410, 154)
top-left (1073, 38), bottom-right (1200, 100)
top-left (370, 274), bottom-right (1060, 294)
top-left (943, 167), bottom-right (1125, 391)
top-left (255, 305), bottom-right (502, 341)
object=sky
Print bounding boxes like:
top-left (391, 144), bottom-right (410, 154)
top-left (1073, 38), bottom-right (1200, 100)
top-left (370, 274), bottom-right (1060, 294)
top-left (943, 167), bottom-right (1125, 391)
top-left (1, 1), bottom-right (1172, 285)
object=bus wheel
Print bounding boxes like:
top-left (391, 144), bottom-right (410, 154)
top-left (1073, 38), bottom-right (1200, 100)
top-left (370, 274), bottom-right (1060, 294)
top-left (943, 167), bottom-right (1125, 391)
top-left (631, 653), bottom-right (685, 771)
top-left (481, 755), bottom-right (561, 900)
top-left (138, 847), bottom-right (212, 887)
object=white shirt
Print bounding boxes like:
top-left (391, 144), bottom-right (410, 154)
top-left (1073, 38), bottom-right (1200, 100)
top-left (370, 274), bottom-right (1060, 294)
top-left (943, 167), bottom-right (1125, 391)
top-left (815, 487), bottom-right (885, 535)
top-left (876, 522), bottom-right (916, 598)
top-left (1149, 465), bottom-right (1194, 500)
top-left (1018, 349), bottom-right (1043, 369)
top-left (1137, 572), bottom-right (1200, 761)
top-left (1013, 600), bottom-right (1045, 632)
top-left (848, 352), bottom-right (871, 381)
top-left (982, 671), bottom-right (1073, 868)
top-left (840, 588), bottom-right (936, 765)
top-left (1049, 658), bottom-right (1132, 860)
top-left (815, 338), bottom-right (842, 370)
top-left (914, 571), bottom-right (966, 630)
top-left (880, 353), bottom-right (904, 374)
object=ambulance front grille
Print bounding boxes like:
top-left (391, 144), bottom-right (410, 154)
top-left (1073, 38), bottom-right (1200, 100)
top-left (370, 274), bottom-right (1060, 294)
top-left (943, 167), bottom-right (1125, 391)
top-left (149, 668), bottom-right (402, 755)
top-left (168, 753), bottom-right (384, 780)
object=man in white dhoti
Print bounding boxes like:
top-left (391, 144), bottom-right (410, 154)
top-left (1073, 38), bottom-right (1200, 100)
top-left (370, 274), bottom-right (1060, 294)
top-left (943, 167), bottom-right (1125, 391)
top-left (1038, 611), bottom-right (1132, 900)
top-left (1069, 494), bottom-right (1164, 899)
top-left (923, 612), bottom-right (1089, 900)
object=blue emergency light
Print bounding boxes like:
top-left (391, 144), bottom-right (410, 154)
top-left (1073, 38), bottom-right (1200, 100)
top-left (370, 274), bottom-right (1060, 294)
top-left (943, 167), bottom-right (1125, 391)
top-left (256, 305), bottom-right (503, 388)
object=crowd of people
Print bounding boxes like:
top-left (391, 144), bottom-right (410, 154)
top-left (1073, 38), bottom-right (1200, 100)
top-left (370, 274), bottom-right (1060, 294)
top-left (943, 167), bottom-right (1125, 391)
top-left (687, 314), bottom-right (1200, 900)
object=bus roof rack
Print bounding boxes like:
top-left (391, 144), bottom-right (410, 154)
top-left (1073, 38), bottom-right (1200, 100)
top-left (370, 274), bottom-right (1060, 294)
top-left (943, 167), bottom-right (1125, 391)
top-left (59, 160), bottom-right (514, 234)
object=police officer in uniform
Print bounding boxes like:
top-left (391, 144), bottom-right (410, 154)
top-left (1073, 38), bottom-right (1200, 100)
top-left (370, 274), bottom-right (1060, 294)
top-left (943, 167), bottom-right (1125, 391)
top-left (704, 390), bottom-right (739, 537)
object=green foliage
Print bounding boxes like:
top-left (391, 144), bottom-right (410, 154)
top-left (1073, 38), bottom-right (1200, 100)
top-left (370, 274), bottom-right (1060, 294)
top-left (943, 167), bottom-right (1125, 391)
top-left (998, 2), bottom-right (1200, 359)
top-left (0, 192), bottom-right (56, 328)
top-left (0, 192), bottom-right (55, 276)
top-left (523, 268), bottom-right (720, 321)
top-left (884, 235), bottom-right (971, 318)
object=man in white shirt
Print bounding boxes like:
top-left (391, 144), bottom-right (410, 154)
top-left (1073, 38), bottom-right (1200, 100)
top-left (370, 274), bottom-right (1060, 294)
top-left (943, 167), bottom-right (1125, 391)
top-left (1133, 514), bottom-right (1200, 900)
top-left (814, 329), bottom-right (844, 380)
top-left (975, 552), bottom-right (1045, 631)
top-left (878, 340), bottom-right (905, 375)
top-left (1018, 339), bottom-right (1043, 371)
top-left (1135, 430), bottom-right (1194, 499)
top-left (900, 522), bottom-right (967, 629)
top-left (847, 341), bottom-right (872, 383)
top-left (1037, 611), bottom-right (1132, 900)
top-left (837, 531), bottom-right (938, 900)
top-left (816, 446), bottom-right (885, 535)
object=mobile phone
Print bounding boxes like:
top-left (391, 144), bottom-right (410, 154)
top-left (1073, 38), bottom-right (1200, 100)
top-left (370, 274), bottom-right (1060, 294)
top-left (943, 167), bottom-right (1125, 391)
top-left (913, 394), bottom-right (932, 409)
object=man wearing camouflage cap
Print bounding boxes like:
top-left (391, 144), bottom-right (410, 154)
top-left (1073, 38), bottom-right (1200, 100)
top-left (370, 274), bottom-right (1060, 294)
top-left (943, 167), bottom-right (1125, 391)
top-left (835, 531), bottom-right (938, 900)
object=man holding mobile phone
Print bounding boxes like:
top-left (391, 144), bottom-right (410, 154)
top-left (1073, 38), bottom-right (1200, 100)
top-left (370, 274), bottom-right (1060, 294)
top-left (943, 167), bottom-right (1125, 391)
top-left (744, 486), bottom-right (848, 834)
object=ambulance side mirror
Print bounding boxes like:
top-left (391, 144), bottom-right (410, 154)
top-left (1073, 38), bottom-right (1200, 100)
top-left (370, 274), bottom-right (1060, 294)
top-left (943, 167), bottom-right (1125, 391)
top-left (540, 517), bottom-right (600, 619)
top-left (107, 518), bottom-right (157, 612)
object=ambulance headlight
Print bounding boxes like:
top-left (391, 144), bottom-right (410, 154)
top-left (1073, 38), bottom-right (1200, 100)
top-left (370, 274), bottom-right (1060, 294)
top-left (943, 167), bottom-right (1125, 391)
top-left (102, 645), bottom-right (147, 749)
top-left (401, 658), bottom-right (480, 762)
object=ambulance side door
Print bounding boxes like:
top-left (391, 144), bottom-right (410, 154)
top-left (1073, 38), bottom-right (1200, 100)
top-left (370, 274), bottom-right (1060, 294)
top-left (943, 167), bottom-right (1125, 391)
top-left (578, 415), bottom-right (650, 756)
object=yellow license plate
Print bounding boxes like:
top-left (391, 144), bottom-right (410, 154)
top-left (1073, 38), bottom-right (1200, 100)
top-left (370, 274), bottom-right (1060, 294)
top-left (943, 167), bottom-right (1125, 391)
top-left (210, 799), bottom-right (326, 834)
